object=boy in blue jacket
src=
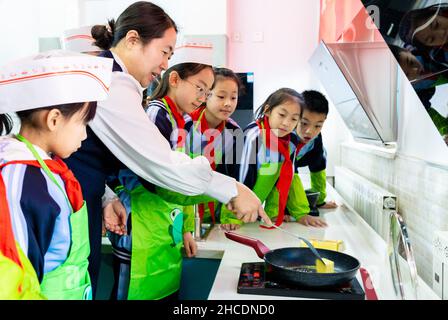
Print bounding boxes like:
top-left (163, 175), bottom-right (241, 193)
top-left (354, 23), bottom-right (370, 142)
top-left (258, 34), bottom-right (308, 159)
top-left (293, 90), bottom-right (337, 213)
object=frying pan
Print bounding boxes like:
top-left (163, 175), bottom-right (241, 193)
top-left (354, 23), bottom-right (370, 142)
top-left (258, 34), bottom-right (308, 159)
top-left (225, 231), bottom-right (361, 288)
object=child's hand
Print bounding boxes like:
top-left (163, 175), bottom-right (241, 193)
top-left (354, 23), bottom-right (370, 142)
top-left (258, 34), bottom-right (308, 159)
top-left (298, 215), bottom-right (328, 228)
top-left (183, 232), bottom-right (198, 258)
top-left (220, 224), bottom-right (241, 231)
top-left (103, 199), bottom-right (127, 235)
top-left (320, 201), bottom-right (338, 209)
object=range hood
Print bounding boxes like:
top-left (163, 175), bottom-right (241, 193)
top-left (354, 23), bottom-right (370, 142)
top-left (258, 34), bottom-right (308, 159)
top-left (309, 41), bottom-right (399, 143)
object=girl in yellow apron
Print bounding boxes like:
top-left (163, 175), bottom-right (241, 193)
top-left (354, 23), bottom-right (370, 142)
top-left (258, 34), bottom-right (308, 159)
top-left (0, 52), bottom-right (113, 299)
top-left (220, 88), bottom-right (328, 229)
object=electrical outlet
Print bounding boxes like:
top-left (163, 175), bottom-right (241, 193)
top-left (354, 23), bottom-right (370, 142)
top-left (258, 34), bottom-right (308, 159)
top-left (232, 32), bottom-right (242, 42)
top-left (433, 258), bottom-right (443, 298)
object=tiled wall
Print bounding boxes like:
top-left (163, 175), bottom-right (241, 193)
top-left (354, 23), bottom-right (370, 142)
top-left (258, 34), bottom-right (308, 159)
top-left (339, 143), bottom-right (448, 287)
top-left (334, 166), bottom-right (395, 241)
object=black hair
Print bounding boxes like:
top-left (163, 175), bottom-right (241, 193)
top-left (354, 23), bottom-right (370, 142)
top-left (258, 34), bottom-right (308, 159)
top-left (0, 114), bottom-right (13, 135)
top-left (212, 67), bottom-right (245, 95)
top-left (0, 102), bottom-right (97, 135)
top-left (255, 88), bottom-right (304, 120)
top-left (91, 1), bottom-right (178, 51)
top-left (301, 90), bottom-right (329, 116)
top-left (150, 63), bottom-right (214, 100)
top-left (399, 3), bottom-right (448, 48)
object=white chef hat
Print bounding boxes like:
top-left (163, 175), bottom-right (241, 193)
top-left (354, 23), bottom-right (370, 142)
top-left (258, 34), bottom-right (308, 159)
top-left (168, 41), bottom-right (214, 68)
top-left (61, 25), bottom-right (101, 53)
top-left (0, 50), bottom-right (113, 113)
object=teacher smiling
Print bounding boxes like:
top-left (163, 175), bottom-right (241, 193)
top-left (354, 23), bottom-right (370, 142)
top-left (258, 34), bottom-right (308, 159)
top-left (65, 1), bottom-right (271, 297)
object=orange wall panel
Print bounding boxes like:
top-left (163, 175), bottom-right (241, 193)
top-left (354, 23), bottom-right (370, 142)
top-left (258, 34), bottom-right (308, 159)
top-left (319, 0), bottom-right (380, 43)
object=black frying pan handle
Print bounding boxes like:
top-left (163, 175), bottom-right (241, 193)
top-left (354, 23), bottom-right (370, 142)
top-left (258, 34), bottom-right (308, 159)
top-left (224, 231), bottom-right (271, 259)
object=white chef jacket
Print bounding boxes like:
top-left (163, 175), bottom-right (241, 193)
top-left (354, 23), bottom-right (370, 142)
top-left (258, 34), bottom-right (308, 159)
top-left (90, 52), bottom-right (237, 204)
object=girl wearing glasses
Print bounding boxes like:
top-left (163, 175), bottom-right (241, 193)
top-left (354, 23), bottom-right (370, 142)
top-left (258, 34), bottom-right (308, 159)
top-left (107, 62), bottom-right (221, 300)
top-left (184, 67), bottom-right (243, 231)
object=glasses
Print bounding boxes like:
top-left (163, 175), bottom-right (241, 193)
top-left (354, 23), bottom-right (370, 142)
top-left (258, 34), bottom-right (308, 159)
top-left (183, 79), bottom-right (211, 99)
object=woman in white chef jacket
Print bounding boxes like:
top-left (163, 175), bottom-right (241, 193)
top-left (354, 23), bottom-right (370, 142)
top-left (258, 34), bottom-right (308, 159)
top-left (64, 1), bottom-right (271, 297)
top-left (62, 25), bottom-right (128, 239)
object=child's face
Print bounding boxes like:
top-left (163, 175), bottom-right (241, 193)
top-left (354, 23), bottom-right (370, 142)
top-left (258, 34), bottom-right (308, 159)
top-left (206, 78), bottom-right (239, 122)
top-left (266, 100), bottom-right (300, 138)
top-left (172, 68), bottom-right (214, 114)
top-left (414, 15), bottom-right (448, 47)
top-left (296, 110), bottom-right (327, 143)
top-left (50, 104), bottom-right (89, 159)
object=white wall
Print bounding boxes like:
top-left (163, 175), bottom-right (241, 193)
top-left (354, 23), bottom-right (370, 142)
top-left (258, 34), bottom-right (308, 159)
top-left (0, 0), bottom-right (79, 64)
top-left (0, 0), bottom-right (227, 66)
top-left (315, 90), bottom-right (354, 177)
top-left (79, 0), bottom-right (227, 36)
top-left (227, 0), bottom-right (353, 176)
top-left (227, 0), bottom-right (319, 107)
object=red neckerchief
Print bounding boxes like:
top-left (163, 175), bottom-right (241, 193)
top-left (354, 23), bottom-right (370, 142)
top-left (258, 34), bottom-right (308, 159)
top-left (163, 95), bottom-right (186, 150)
top-left (190, 106), bottom-right (225, 169)
top-left (256, 117), bottom-right (293, 229)
top-left (190, 106), bottom-right (225, 224)
top-left (0, 158), bottom-right (84, 270)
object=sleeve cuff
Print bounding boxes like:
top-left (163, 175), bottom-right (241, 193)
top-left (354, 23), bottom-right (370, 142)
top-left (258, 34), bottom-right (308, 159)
top-left (204, 172), bottom-right (238, 204)
top-left (102, 185), bottom-right (119, 208)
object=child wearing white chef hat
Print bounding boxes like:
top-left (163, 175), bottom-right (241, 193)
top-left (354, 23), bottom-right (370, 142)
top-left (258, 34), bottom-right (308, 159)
top-left (0, 50), bottom-right (113, 300)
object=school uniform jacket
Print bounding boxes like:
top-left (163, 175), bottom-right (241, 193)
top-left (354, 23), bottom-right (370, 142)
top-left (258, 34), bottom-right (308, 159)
top-left (220, 122), bottom-right (309, 224)
top-left (294, 133), bottom-right (328, 205)
top-left (0, 137), bottom-right (72, 282)
top-left (183, 112), bottom-right (242, 180)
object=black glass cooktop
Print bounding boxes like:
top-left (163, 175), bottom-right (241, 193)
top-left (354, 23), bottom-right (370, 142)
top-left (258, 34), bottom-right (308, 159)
top-left (237, 262), bottom-right (365, 300)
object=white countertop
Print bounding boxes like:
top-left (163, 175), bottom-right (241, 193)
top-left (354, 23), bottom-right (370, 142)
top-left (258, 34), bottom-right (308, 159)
top-left (198, 184), bottom-right (439, 300)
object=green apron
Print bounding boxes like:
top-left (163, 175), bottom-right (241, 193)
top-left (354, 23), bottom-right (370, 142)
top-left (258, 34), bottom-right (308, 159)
top-left (221, 120), bottom-right (283, 225)
top-left (220, 162), bottom-right (281, 225)
top-left (162, 97), bottom-right (197, 231)
top-left (264, 173), bottom-right (310, 219)
top-left (310, 169), bottom-right (327, 206)
top-left (16, 135), bottom-right (92, 300)
top-left (295, 148), bottom-right (328, 206)
top-left (184, 108), bottom-right (223, 225)
top-left (220, 123), bottom-right (310, 225)
top-left (127, 185), bottom-right (184, 300)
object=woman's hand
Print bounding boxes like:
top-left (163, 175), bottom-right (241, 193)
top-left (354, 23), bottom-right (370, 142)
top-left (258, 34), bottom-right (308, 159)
top-left (183, 232), bottom-right (198, 258)
top-left (102, 199), bottom-right (127, 236)
top-left (298, 215), bottom-right (328, 228)
top-left (226, 182), bottom-right (272, 225)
